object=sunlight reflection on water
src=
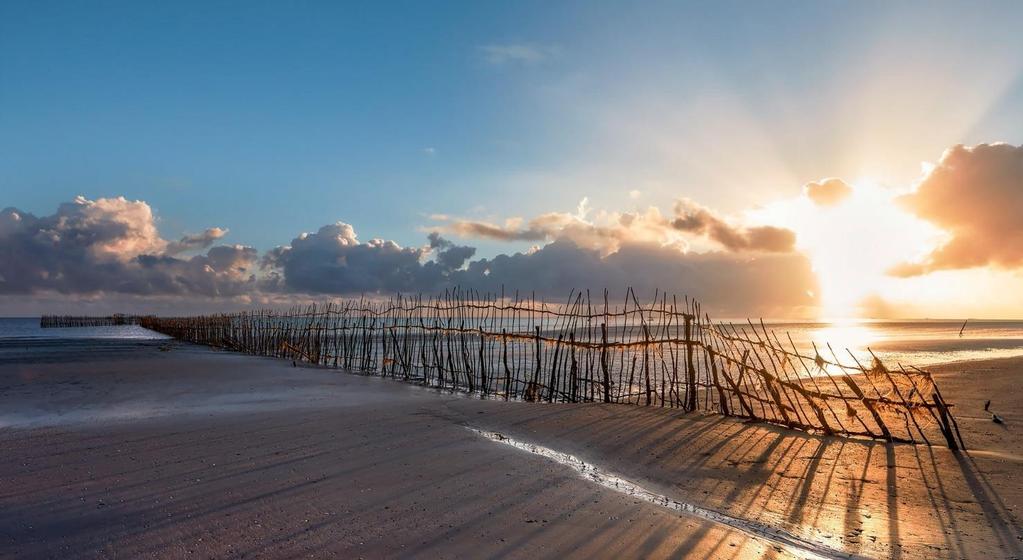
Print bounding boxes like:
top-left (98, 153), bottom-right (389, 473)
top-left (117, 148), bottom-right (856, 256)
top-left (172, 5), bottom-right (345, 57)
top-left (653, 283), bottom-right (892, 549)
top-left (760, 319), bottom-right (1023, 369)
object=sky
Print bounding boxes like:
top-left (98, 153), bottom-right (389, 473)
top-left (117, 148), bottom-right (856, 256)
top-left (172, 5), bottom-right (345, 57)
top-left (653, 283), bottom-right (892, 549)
top-left (3, 1), bottom-right (1023, 318)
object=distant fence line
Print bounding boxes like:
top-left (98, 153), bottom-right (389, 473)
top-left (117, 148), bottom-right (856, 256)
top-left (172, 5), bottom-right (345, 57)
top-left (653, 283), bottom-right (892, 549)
top-left (42, 289), bottom-right (965, 449)
top-left (40, 314), bottom-right (143, 328)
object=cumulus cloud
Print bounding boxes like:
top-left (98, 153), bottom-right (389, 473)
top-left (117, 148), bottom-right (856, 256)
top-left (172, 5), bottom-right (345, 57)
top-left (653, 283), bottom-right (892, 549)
top-left (804, 178), bottom-right (853, 206)
top-left (670, 199), bottom-right (796, 252)
top-left (0, 196), bottom-right (256, 296)
top-left (261, 223), bottom-right (474, 295)
top-left (0, 195), bottom-right (168, 259)
top-left (427, 232), bottom-right (476, 270)
top-left (890, 143), bottom-right (1023, 277)
top-left (128, 245), bottom-right (259, 297)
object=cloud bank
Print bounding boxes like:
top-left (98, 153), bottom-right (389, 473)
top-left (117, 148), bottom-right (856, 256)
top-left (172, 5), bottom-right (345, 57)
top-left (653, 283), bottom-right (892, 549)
top-left (891, 143), bottom-right (1023, 276)
top-left (0, 196), bottom-right (256, 297)
top-left (0, 195), bottom-right (816, 317)
top-left (261, 227), bottom-right (815, 316)
top-left (453, 240), bottom-right (816, 316)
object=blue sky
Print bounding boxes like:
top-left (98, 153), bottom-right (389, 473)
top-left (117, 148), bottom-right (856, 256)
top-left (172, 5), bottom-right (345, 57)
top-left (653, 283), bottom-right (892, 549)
top-left (4, 1), bottom-right (1023, 317)
top-left (4, 1), bottom-right (1020, 252)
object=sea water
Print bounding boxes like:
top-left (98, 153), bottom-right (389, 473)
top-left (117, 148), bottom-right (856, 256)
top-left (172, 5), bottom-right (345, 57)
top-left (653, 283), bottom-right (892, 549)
top-left (0, 318), bottom-right (170, 365)
top-left (1, 317), bottom-right (1021, 368)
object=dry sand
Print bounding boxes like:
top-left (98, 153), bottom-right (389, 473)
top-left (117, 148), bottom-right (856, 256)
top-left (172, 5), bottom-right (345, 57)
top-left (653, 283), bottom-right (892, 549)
top-left (1, 341), bottom-right (1021, 559)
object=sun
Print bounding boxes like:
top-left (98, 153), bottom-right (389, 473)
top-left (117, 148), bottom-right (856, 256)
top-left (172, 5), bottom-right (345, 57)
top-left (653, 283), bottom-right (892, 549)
top-left (752, 179), bottom-right (943, 319)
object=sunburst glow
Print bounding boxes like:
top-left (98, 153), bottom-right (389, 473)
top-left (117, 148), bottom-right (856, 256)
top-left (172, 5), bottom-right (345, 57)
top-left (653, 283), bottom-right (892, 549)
top-left (752, 180), bottom-right (944, 319)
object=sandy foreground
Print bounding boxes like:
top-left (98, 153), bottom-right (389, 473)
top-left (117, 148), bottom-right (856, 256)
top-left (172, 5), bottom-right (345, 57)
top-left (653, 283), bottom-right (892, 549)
top-left (1, 341), bottom-right (1021, 559)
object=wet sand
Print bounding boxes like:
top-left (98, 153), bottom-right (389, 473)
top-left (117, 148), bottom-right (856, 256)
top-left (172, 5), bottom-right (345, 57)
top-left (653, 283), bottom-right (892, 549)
top-left (1, 341), bottom-right (1021, 558)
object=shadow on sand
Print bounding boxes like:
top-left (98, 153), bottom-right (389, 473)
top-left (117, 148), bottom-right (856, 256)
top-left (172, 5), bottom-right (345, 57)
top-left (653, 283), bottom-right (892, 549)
top-left (463, 401), bottom-right (1023, 559)
top-left (1, 397), bottom-right (1020, 558)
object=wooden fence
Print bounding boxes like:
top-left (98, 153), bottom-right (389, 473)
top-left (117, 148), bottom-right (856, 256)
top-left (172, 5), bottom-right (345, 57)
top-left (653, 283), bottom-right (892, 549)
top-left (125, 288), bottom-right (964, 449)
top-left (40, 314), bottom-right (142, 328)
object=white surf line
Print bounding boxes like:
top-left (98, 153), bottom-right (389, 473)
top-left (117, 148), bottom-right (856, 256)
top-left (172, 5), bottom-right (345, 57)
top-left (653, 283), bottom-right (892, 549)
top-left (967, 449), bottom-right (1023, 463)
top-left (467, 427), bottom-right (865, 560)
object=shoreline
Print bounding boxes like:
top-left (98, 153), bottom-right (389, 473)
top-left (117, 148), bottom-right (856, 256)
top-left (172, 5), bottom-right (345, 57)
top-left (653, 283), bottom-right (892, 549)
top-left (1, 342), bottom-right (1021, 558)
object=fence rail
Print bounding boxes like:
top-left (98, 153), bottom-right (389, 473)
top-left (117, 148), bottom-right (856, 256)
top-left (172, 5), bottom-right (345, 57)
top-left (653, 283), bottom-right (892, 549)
top-left (44, 288), bottom-right (966, 449)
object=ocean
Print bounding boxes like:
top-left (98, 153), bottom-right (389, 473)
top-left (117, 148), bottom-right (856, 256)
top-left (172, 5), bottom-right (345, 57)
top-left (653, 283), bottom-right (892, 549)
top-left (761, 319), bottom-right (1023, 368)
top-left (1, 317), bottom-right (1022, 369)
top-left (0, 318), bottom-right (170, 365)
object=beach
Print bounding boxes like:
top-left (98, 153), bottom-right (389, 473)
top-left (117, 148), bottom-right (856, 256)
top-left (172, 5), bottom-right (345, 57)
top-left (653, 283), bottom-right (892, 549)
top-left (8, 2), bottom-right (1023, 558)
top-left (1, 336), bottom-right (1021, 559)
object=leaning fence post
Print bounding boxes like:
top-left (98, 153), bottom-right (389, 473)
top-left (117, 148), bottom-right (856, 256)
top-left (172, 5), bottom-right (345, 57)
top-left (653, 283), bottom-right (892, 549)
top-left (707, 348), bottom-right (730, 416)
top-left (932, 392), bottom-right (960, 451)
top-left (842, 375), bottom-right (893, 441)
top-left (547, 333), bottom-right (564, 402)
top-left (642, 322), bottom-right (652, 406)
top-left (684, 314), bottom-right (697, 411)
top-left (529, 325), bottom-right (542, 400)
top-left (569, 332), bottom-right (579, 403)
top-left (478, 328), bottom-right (488, 397)
top-left (932, 382), bottom-right (966, 451)
top-left (600, 323), bottom-right (611, 403)
top-left (502, 329), bottom-right (511, 400)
